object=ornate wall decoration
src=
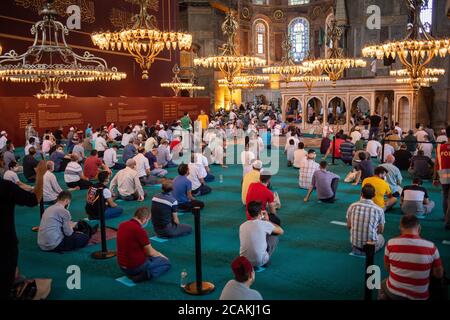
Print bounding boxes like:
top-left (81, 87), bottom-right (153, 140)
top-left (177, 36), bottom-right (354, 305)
top-left (311, 6), bottom-right (324, 20)
top-left (273, 9), bottom-right (284, 21)
top-left (241, 7), bottom-right (250, 20)
top-left (125, 0), bottom-right (159, 13)
top-left (109, 7), bottom-right (134, 29)
top-left (14, 0), bottom-right (95, 23)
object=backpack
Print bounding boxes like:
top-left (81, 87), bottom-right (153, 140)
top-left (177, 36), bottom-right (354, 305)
top-left (85, 183), bottom-right (105, 220)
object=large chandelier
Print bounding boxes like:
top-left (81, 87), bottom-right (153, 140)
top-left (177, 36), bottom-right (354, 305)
top-left (362, 0), bottom-right (450, 91)
top-left (291, 52), bottom-right (330, 93)
top-left (91, 0), bottom-right (192, 80)
top-left (262, 36), bottom-right (310, 83)
top-left (194, 10), bottom-right (266, 106)
top-left (303, 19), bottom-right (366, 85)
top-left (0, 0), bottom-right (126, 99)
top-left (160, 64), bottom-right (205, 96)
top-left (218, 74), bottom-right (269, 90)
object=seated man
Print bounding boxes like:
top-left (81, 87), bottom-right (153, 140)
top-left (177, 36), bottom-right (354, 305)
top-left (72, 140), bottom-right (85, 163)
top-left (64, 154), bottom-right (93, 190)
top-left (393, 144), bottom-right (412, 171)
top-left (133, 147), bottom-right (159, 185)
top-left (362, 166), bottom-right (397, 211)
top-left (122, 138), bottom-right (137, 164)
top-left (44, 161), bottom-right (78, 204)
top-left (157, 139), bottom-right (177, 168)
top-left (246, 170), bottom-right (280, 226)
top-left (293, 142), bottom-right (306, 169)
top-left (104, 145), bottom-right (126, 170)
top-left (84, 150), bottom-right (110, 180)
top-left (239, 201), bottom-right (284, 268)
top-left (85, 171), bottom-right (123, 220)
top-left (401, 178), bottom-right (435, 217)
top-left (172, 164), bottom-right (205, 211)
top-left (23, 147), bottom-right (39, 182)
top-left (188, 157), bottom-right (212, 197)
top-left (346, 184), bottom-right (385, 255)
top-left (241, 160), bottom-right (262, 205)
top-left (145, 147), bottom-right (168, 178)
top-left (219, 256), bottom-right (263, 300)
top-left (339, 135), bottom-right (355, 165)
top-left (37, 191), bottom-right (91, 252)
top-left (352, 152), bottom-right (374, 185)
top-left (409, 150), bottom-right (434, 180)
top-left (195, 150), bottom-right (214, 182)
top-left (109, 159), bottom-right (146, 201)
top-left (50, 145), bottom-right (69, 172)
top-left (304, 161), bottom-right (340, 203)
top-left (116, 207), bottom-right (171, 282)
top-left (381, 154), bottom-right (403, 197)
top-left (151, 180), bottom-right (192, 238)
top-left (3, 161), bottom-right (33, 191)
top-left (379, 215), bottom-right (444, 300)
top-left (299, 150), bottom-right (320, 189)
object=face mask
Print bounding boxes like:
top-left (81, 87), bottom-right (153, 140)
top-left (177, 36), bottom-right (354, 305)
top-left (65, 202), bottom-right (71, 210)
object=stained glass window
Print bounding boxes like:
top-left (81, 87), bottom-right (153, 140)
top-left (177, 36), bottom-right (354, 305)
top-left (289, 0), bottom-right (309, 5)
top-left (289, 18), bottom-right (309, 62)
top-left (420, 1), bottom-right (433, 33)
top-left (255, 23), bottom-right (266, 55)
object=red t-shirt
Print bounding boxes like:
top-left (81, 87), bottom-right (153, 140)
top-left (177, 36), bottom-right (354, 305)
top-left (332, 138), bottom-right (344, 158)
top-left (245, 182), bottom-right (274, 220)
top-left (117, 219), bottom-right (150, 269)
top-left (83, 156), bottom-right (102, 179)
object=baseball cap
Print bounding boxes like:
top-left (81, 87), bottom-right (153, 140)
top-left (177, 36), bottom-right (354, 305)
top-left (231, 256), bottom-right (253, 280)
top-left (251, 159), bottom-right (263, 169)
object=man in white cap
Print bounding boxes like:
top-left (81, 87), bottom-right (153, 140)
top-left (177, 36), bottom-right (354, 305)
top-left (241, 159), bottom-right (262, 205)
top-left (351, 126), bottom-right (362, 144)
top-left (0, 130), bottom-right (7, 151)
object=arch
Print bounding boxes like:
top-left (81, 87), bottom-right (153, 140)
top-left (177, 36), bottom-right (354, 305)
top-left (351, 96), bottom-right (370, 124)
top-left (306, 97), bottom-right (324, 124)
top-left (288, 17), bottom-right (310, 62)
top-left (327, 95), bottom-right (346, 106)
top-left (324, 13), bottom-right (334, 57)
top-left (327, 97), bottom-right (347, 125)
top-left (397, 96), bottom-right (411, 130)
top-left (286, 97), bottom-right (302, 119)
top-left (252, 18), bottom-right (270, 61)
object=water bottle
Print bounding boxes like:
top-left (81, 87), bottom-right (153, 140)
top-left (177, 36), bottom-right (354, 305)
top-left (219, 174), bottom-right (223, 183)
top-left (180, 269), bottom-right (188, 288)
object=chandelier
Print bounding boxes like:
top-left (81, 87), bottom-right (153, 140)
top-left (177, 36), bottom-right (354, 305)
top-left (160, 64), bottom-right (205, 96)
top-left (362, 0), bottom-right (450, 91)
top-left (91, 0), bottom-right (192, 80)
top-left (218, 74), bottom-right (269, 90)
top-left (262, 36), bottom-right (310, 83)
top-left (303, 19), bottom-right (366, 85)
top-left (291, 52), bottom-right (330, 93)
top-left (0, 0), bottom-right (126, 99)
top-left (194, 10), bottom-right (266, 106)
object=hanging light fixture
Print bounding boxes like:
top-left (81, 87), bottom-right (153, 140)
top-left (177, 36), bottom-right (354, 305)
top-left (160, 64), bottom-right (205, 96)
top-left (303, 19), bottom-right (366, 86)
top-left (194, 10), bottom-right (266, 108)
top-left (262, 36), bottom-right (310, 83)
top-left (218, 74), bottom-right (269, 90)
top-left (290, 51), bottom-right (330, 93)
top-left (91, 0), bottom-right (192, 80)
top-left (362, 0), bottom-right (449, 91)
top-left (0, 0), bottom-right (126, 99)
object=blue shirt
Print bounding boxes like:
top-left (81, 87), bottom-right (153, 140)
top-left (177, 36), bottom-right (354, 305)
top-left (172, 175), bottom-right (192, 204)
top-left (50, 151), bottom-right (65, 171)
top-left (122, 144), bottom-right (136, 163)
top-left (144, 152), bottom-right (157, 171)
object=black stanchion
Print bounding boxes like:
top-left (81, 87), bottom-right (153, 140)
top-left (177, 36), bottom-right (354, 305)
top-left (331, 135), bottom-right (336, 165)
top-left (381, 139), bottom-right (385, 164)
top-left (363, 243), bottom-right (376, 301)
top-left (183, 207), bottom-right (215, 295)
top-left (32, 201), bottom-right (45, 232)
top-left (91, 189), bottom-right (116, 260)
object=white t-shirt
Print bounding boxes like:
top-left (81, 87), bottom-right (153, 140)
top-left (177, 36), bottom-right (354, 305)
top-left (95, 136), bottom-right (108, 152)
top-left (366, 140), bottom-right (382, 157)
top-left (103, 188), bottom-right (112, 200)
top-left (395, 126), bottom-right (403, 138)
top-left (133, 153), bottom-right (150, 178)
top-left (64, 162), bottom-right (83, 183)
top-left (195, 153), bottom-right (209, 167)
top-left (188, 162), bottom-right (206, 190)
top-left (383, 144), bottom-right (395, 162)
top-left (103, 148), bottom-right (118, 168)
top-left (0, 136), bottom-right (7, 150)
top-left (121, 133), bottom-right (133, 147)
top-left (361, 129), bottom-right (370, 140)
top-left (293, 149), bottom-right (307, 168)
top-left (241, 150), bottom-right (256, 176)
top-left (350, 131), bottom-right (362, 144)
top-left (43, 171), bottom-right (62, 202)
top-left (419, 143), bottom-right (433, 158)
top-left (239, 219), bottom-right (275, 267)
top-left (3, 170), bottom-right (19, 184)
top-left (415, 130), bottom-right (428, 143)
top-left (109, 128), bottom-right (121, 140)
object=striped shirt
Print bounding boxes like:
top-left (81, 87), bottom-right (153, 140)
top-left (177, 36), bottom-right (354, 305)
top-left (346, 199), bottom-right (385, 249)
top-left (151, 192), bottom-right (178, 229)
top-left (340, 141), bottom-right (355, 161)
top-left (384, 234), bottom-right (442, 300)
top-left (299, 159), bottom-right (320, 189)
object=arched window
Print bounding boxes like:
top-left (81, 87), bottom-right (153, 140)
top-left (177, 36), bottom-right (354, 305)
top-left (255, 22), bottom-right (266, 55)
top-left (420, 0), bottom-right (433, 33)
top-left (253, 0), bottom-right (267, 4)
top-left (289, 18), bottom-right (309, 62)
top-left (289, 0), bottom-right (309, 5)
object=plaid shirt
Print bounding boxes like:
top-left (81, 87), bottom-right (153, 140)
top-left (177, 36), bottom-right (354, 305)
top-left (299, 159), bottom-right (320, 189)
top-left (346, 199), bottom-right (385, 249)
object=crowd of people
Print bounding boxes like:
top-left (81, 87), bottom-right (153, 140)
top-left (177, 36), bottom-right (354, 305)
top-left (0, 103), bottom-right (448, 300)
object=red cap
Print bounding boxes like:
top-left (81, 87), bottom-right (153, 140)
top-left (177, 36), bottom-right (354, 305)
top-left (231, 256), bottom-right (253, 279)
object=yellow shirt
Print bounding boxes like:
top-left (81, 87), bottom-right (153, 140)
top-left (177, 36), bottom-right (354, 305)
top-left (197, 114), bottom-right (209, 129)
top-left (362, 176), bottom-right (392, 208)
top-left (241, 170), bottom-right (261, 205)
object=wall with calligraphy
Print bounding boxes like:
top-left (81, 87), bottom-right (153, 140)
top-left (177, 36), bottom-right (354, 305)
top-left (0, 96), bottom-right (210, 146)
top-left (0, 0), bottom-right (186, 97)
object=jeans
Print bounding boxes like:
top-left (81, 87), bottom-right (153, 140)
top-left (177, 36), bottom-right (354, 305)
top-left (178, 200), bottom-right (205, 211)
top-left (151, 168), bottom-right (168, 177)
top-left (442, 184), bottom-right (450, 227)
top-left (53, 232), bottom-right (89, 252)
top-left (163, 160), bottom-right (178, 168)
top-left (192, 184), bottom-right (212, 196)
top-left (204, 172), bottom-right (215, 182)
top-left (319, 178), bottom-right (339, 202)
top-left (105, 206), bottom-right (124, 219)
top-left (140, 175), bottom-right (159, 186)
top-left (121, 256), bottom-right (171, 280)
top-left (67, 179), bottom-right (93, 190)
top-left (259, 235), bottom-right (279, 267)
top-left (154, 222), bottom-right (192, 238)
top-left (118, 191), bottom-right (147, 201)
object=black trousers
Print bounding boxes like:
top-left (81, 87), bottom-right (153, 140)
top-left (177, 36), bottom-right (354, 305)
top-left (67, 179), bottom-right (93, 190)
top-left (1, 245), bottom-right (18, 300)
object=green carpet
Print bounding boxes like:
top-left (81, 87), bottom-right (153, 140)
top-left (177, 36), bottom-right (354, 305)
top-left (14, 147), bottom-right (450, 300)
